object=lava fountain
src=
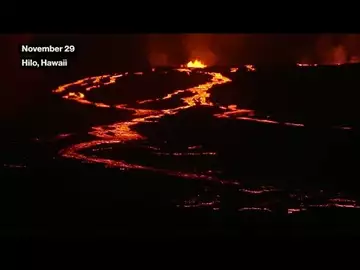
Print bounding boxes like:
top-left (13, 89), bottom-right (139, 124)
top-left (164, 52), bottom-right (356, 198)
top-left (186, 60), bottom-right (207, 68)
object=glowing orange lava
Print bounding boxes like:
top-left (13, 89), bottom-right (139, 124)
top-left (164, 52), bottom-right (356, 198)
top-left (186, 60), bottom-right (206, 68)
top-left (53, 66), bottom-right (231, 182)
top-left (52, 63), bottom-right (352, 183)
top-left (245, 64), bottom-right (256, 72)
top-left (51, 62), bottom-right (358, 214)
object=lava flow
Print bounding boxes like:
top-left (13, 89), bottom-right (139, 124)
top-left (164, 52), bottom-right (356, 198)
top-left (53, 61), bottom-right (233, 181)
top-left (51, 60), bottom-right (359, 213)
top-left (52, 61), bottom-right (351, 178)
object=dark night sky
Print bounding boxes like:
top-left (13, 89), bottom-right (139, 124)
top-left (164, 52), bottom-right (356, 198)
top-left (1, 34), bottom-right (360, 118)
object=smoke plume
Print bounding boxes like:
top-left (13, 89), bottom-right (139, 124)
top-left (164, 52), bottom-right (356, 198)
top-left (313, 34), bottom-right (360, 64)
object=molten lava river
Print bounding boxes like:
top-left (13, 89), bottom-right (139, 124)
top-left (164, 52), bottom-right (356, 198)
top-left (51, 61), bottom-right (360, 214)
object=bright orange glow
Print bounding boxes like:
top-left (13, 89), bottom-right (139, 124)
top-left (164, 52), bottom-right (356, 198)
top-left (186, 60), bottom-right (206, 68)
top-left (245, 64), bottom-right (256, 72)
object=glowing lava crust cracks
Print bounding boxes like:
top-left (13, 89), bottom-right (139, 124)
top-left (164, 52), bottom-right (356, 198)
top-left (52, 61), bottom-right (351, 180)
